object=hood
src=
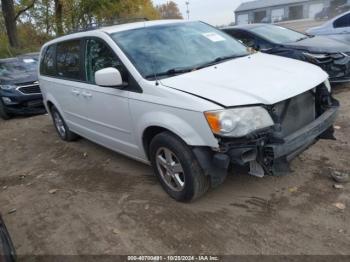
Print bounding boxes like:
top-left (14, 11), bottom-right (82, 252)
top-left (0, 70), bottom-right (37, 85)
top-left (283, 36), bottom-right (350, 53)
top-left (160, 53), bottom-right (328, 107)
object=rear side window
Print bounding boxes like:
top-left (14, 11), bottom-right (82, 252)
top-left (85, 38), bottom-right (126, 84)
top-left (40, 45), bottom-right (56, 76)
top-left (334, 13), bottom-right (350, 28)
top-left (56, 40), bottom-right (82, 80)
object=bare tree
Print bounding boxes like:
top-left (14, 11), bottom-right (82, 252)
top-left (1, 0), bottom-right (19, 47)
top-left (1, 0), bottom-right (36, 48)
top-left (54, 0), bottom-right (63, 35)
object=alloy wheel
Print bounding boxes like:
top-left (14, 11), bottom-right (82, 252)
top-left (155, 147), bottom-right (185, 192)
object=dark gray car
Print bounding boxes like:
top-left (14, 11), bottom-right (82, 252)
top-left (0, 54), bottom-right (45, 120)
top-left (0, 215), bottom-right (16, 262)
top-left (223, 24), bottom-right (350, 83)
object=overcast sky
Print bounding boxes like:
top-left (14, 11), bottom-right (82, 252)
top-left (152, 0), bottom-right (253, 25)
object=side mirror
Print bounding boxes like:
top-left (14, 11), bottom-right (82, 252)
top-left (95, 67), bottom-right (127, 88)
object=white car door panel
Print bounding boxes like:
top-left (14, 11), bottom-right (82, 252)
top-left (69, 84), bottom-right (138, 156)
top-left (68, 37), bottom-right (139, 157)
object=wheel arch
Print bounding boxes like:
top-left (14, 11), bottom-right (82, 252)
top-left (43, 94), bottom-right (65, 117)
top-left (138, 111), bottom-right (218, 161)
top-left (142, 126), bottom-right (189, 161)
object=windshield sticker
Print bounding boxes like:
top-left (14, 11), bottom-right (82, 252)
top-left (202, 32), bottom-right (226, 42)
top-left (23, 59), bottom-right (36, 63)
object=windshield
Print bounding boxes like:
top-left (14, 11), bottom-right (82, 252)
top-left (0, 58), bottom-right (38, 77)
top-left (111, 21), bottom-right (249, 79)
top-left (250, 24), bottom-right (307, 44)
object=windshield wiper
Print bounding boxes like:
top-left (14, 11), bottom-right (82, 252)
top-left (145, 54), bottom-right (247, 80)
top-left (296, 36), bottom-right (308, 42)
top-left (145, 67), bottom-right (194, 80)
top-left (196, 54), bottom-right (247, 70)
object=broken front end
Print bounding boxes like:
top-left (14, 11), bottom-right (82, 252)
top-left (195, 82), bottom-right (339, 187)
top-left (303, 52), bottom-right (350, 83)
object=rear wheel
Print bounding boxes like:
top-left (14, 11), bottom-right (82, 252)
top-left (0, 99), bottom-right (12, 120)
top-left (50, 105), bottom-right (79, 141)
top-left (150, 132), bottom-right (210, 202)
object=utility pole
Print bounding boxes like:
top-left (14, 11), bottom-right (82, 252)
top-left (186, 1), bottom-right (190, 20)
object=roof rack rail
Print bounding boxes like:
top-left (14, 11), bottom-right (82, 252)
top-left (67, 17), bottom-right (150, 34)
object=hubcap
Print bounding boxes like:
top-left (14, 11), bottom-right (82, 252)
top-left (53, 112), bottom-right (66, 138)
top-left (155, 147), bottom-right (185, 192)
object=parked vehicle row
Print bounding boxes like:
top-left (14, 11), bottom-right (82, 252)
top-left (223, 23), bottom-right (350, 83)
top-left (1, 12), bottom-right (349, 121)
top-left (39, 20), bottom-right (339, 201)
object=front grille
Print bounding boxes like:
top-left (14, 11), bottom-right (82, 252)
top-left (270, 91), bottom-right (316, 138)
top-left (17, 83), bottom-right (41, 94)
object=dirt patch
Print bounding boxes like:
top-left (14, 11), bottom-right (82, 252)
top-left (0, 86), bottom-right (349, 255)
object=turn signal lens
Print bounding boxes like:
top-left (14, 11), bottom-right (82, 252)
top-left (204, 112), bottom-right (221, 133)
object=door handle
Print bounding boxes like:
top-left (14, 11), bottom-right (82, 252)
top-left (71, 89), bottom-right (80, 96)
top-left (82, 91), bottom-right (92, 98)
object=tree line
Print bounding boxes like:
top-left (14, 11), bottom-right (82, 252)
top-left (0, 0), bottom-right (183, 58)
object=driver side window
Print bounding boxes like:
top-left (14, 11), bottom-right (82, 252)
top-left (85, 38), bottom-right (126, 84)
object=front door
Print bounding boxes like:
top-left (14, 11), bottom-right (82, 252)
top-left (73, 38), bottom-right (138, 157)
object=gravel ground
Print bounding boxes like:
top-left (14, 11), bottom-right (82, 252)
top-left (0, 84), bottom-right (349, 256)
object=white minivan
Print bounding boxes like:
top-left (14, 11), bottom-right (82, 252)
top-left (39, 20), bottom-right (339, 202)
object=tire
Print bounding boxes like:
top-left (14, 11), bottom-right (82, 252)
top-left (50, 105), bottom-right (79, 141)
top-left (150, 131), bottom-right (210, 202)
top-left (0, 99), bottom-right (12, 120)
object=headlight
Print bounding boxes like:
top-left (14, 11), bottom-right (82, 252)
top-left (204, 107), bottom-right (274, 137)
top-left (303, 52), bottom-right (329, 60)
top-left (0, 85), bottom-right (17, 91)
top-left (324, 79), bottom-right (331, 92)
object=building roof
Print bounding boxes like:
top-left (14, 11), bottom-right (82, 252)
top-left (236, 0), bottom-right (307, 12)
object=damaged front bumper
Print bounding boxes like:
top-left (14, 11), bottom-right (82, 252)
top-left (309, 52), bottom-right (350, 83)
top-left (194, 86), bottom-right (339, 187)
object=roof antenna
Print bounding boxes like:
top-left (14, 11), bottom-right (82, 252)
top-left (150, 56), bottom-right (160, 86)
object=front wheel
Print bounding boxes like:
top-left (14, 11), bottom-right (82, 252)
top-left (150, 132), bottom-right (210, 202)
top-left (50, 105), bottom-right (79, 141)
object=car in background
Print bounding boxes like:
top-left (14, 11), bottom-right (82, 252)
top-left (0, 54), bottom-right (45, 120)
top-left (223, 24), bottom-right (350, 83)
top-left (307, 11), bottom-right (350, 44)
top-left (19, 52), bottom-right (40, 61)
top-left (0, 215), bottom-right (16, 262)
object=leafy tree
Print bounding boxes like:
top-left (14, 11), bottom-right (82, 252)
top-left (0, 0), bottom-right (161, 56)
top-left (156, 1), bottom-right (183, 19)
